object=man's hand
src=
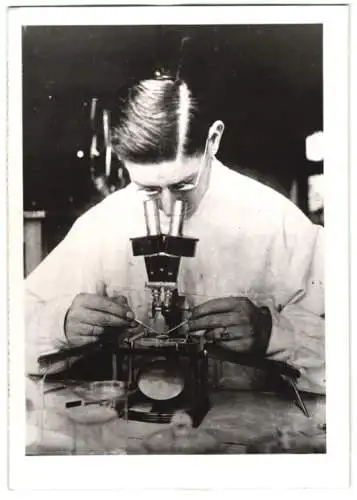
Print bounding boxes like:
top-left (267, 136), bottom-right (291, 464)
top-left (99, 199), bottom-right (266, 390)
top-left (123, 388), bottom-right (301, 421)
top-left (64, 293), bottom-right (135, 347)
top-left (188, 297), bottom-right (272, 354)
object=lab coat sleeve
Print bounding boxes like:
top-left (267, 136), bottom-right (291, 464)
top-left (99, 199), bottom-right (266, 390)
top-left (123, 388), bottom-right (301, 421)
top-left (264, 201), bottom-right (325, 394)
top-left (25, 210), bottom-right (106, 376)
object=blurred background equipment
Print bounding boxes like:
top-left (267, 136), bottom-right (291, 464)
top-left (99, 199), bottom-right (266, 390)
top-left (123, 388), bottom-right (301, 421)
top-left (23, 24), bottom-right (323, 276)
top-left (306, 131), bottom-right (324, 163)
top-left (308, 173), bottom-right (324, 226)
top-left (305, 131), bottom-right (324, 226)
top-left (89, 97), bottom-right (129, 199)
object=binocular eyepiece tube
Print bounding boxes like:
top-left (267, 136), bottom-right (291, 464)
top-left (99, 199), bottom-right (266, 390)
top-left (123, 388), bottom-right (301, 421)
top-left (143, 199), bottom-right (161, 236)
top-left (143, 199), bottom-right (186, 237)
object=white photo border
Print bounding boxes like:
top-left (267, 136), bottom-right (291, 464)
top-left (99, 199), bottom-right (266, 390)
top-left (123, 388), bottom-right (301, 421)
top-left (5, 2), bottom-right (351, 492)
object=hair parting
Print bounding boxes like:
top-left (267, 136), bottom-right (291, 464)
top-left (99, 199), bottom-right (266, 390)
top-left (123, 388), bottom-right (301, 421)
top-left (176, 82), bottom-right (190, 161)
top-left (110, 73), bottom-right (208, 164)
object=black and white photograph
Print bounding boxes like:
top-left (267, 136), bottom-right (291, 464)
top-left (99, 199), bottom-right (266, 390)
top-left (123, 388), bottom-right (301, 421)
top-left (6, 2), bottom-right (350, 492)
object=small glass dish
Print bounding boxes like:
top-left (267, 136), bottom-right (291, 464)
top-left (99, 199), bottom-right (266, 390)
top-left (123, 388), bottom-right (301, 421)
top-left (70, 380), bottom-right (127, 402)
top-left (64, 380), bottom-right (131, 425)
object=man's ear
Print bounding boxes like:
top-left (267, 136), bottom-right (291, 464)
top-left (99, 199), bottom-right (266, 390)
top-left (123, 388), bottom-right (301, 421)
top-left (207, 120), bottom-right (225, 156)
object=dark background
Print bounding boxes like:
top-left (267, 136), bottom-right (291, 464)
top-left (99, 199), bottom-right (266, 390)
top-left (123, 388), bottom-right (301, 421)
top-left (22, 25), bottom-right (323, 249)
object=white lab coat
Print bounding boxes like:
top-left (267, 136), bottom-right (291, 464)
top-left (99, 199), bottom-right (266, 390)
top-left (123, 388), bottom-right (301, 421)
top-left (25, 159), bottom-right (325, 393)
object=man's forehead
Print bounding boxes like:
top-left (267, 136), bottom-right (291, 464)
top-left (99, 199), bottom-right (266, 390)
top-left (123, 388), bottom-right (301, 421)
top-left (125, 158), bottom-right (200, 186)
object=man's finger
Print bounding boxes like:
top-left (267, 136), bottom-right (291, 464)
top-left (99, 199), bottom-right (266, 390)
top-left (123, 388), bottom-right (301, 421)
top-left (69, 335), bottom-right (99, 347)
top-left (190, 326), bottom-right (247, 341)
top-left (188, 312), bottom-right (250, 331)
top-left (191, 297), bottom-right (244, 319)
top-left (204, 327), bottom-right (227, 341)
top-left (74, 308), bottom-right (132, 329)
top-left (72, 322), bottom-right (105, 338)
top-left (76, 294), bottom-right (134, 320)
top-left (64, 321), bottom-right (101, 346)
top-left (112, 295), bottom-right (129, 306)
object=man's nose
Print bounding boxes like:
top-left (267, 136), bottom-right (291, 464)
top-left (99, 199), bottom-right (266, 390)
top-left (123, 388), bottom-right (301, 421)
top-left (159, 188), bottom-right (174, 217)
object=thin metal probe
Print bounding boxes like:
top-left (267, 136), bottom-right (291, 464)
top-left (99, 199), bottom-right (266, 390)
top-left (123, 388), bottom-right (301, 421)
top-left (133, 318), bottom-right (159, 334)
top-left (283, 375), bottom-right (310, 418)
top-left (166, 319), bottom-right (190, 335)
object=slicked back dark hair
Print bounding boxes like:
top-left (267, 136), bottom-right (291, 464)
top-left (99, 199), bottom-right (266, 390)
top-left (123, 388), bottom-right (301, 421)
top-left (111, 75), bottom-right (209, 165)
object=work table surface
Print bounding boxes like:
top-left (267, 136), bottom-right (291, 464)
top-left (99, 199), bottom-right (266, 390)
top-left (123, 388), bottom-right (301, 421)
top-left (26, 380), bottom-right (326, 455)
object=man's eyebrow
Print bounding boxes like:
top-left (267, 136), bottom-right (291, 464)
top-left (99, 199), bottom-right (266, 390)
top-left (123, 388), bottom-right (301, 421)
top-left (134, 173), bottom-right (197, 189)
top-left (134, 182), bottom-right (160, 189)
top-left (169, 174), bottom-right (196, 186)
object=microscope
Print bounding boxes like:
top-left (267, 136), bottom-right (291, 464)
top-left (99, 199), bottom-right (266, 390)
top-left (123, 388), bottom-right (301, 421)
top-left (116, 198), bottom-right (210, 426)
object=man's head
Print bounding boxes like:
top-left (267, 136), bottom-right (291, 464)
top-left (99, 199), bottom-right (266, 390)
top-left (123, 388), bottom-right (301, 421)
top-left (111, 76), bottom-right (224, 217)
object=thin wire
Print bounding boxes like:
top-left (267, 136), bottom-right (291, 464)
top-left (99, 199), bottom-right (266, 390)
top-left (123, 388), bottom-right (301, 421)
top-left (281, 374), bottom-right (310, 418)
top-left (133, 318), bottom-right (159, 334)
top-left (166, 319), bottom-right (189, 335)
top-left (134, 317), bottom-right (190, 336)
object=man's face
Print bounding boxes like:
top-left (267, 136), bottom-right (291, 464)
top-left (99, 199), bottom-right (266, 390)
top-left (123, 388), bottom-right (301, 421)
top-left (125, 151), bottom-right (210, 219)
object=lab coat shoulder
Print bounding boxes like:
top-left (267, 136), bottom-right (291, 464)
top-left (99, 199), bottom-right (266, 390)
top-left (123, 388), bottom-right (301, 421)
top-left (25, 185), bottom-right (137, 298)
top-left (71, 183), bottom-right (138, 234)
top-left (211, 163), bottom-right (295, 229)
top-left (214, 163), bottom-right (324, 312)
top-left (222, 164), bottom-right (323, 252)
top-left (217, 166), bottom-right (304, 226)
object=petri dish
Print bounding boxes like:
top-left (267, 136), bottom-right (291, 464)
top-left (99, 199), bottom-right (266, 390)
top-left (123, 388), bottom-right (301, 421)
top-left (70, 380), bottom-right (127, 401)
top-left (65, 380), bottom-right (129, 424)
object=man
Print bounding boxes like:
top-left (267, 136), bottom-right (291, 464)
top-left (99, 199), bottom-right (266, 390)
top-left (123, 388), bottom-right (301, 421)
top-left (25, 75), bottom-right (325, 393)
